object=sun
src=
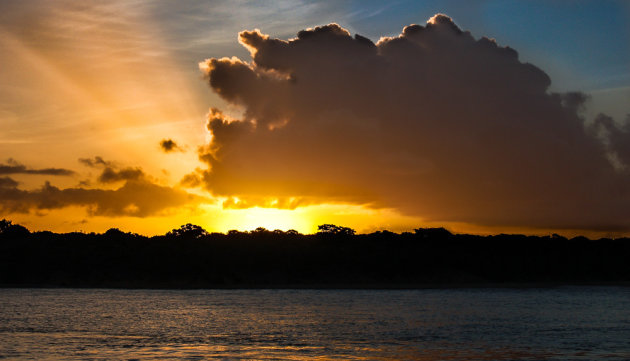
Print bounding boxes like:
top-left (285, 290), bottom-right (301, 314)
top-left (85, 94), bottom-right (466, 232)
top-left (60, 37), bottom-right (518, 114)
top-left (199, 202), bottom-right (426, 235)
top-left (212, 206), bottom-right (312, 233)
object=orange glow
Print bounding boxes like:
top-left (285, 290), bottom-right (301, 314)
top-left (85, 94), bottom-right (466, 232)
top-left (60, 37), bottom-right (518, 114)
top-left (0, 2), bottom-right (208, 185)
top-left (5, 202), bottom-right (422, 236)
top-left (2, 3), bottom-right (628, 239)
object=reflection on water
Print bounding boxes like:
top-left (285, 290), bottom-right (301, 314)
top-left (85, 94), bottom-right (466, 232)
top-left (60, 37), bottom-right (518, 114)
top-left (1, 288), bottom-right (629, 360)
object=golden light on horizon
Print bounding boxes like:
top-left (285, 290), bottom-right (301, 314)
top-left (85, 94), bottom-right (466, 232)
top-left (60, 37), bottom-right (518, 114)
top-left (212, 206), bottom-right (311, 233)
top-left (2, 2), bottom-right (629, 238)
top-left (206, 203), bottom-right (426, 235)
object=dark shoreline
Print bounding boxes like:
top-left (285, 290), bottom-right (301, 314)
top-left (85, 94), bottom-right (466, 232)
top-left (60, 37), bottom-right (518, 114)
top-left (2, 281), bottom-right (630, 290)
top-left (2, 223), bottom-right (630, 289)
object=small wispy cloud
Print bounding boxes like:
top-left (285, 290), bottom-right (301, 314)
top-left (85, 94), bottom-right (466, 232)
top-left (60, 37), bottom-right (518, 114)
top-left (0, 158), bottom-right (75, 176)
top-left (159, 138), bottom-right (184, 153)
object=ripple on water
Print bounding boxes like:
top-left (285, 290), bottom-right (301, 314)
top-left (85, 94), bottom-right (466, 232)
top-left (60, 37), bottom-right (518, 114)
top-left (0, 287), bottom-right (629, 360)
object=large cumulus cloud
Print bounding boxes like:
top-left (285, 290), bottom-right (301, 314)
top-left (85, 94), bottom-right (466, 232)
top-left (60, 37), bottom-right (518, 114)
top-left (197, 15), bottom-right (630, 231)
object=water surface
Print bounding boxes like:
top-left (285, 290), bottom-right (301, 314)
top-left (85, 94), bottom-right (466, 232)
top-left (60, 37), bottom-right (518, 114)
top-left (1, 287), bottom-right (629, 360)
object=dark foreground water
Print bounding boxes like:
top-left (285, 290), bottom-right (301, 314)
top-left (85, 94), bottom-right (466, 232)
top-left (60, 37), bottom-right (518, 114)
top-left (1, 288), bottom-right (629, 360)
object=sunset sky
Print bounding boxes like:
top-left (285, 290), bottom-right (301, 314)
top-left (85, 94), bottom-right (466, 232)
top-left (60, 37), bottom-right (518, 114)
top-left (1, 0), bottom-right (629, 236)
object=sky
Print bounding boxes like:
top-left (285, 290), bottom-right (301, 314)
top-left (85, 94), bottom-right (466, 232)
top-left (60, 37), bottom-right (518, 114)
top-left (1, 0), bottom-right (629, 236)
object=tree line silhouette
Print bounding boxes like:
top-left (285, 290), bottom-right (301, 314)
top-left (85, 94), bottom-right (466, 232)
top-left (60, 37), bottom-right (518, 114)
top-left (1, 219), bottom-right (629, 288)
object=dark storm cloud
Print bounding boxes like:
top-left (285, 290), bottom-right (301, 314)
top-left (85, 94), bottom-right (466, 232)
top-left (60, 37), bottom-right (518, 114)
top-left (159, 139), bottom-right (183, 153)
top-left (198, 14), bottom-right (630, 231)
top-left (0, 158), bottom-right (75, 176)
top-left (0, 178), bottom-right (205, 217)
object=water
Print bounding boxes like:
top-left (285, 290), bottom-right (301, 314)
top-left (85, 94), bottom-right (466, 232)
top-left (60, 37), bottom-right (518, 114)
top-left (0, 288), bottom-right (629, 360)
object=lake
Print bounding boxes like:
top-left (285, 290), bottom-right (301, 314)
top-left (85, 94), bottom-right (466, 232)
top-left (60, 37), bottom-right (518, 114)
top-left (1, 287), bottom-right (629, 360)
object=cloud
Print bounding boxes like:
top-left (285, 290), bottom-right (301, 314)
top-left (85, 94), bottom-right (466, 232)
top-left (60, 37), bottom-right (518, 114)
top-left (98, 167), bottom-right (145, 184)
top-left (0, 157), bottom-right (207, 217)
top-left (196, 15), bottom-right (630, 232)
top-left (221, 196), bottom-right (307, 210)
top-left (0, 177), bottom-right (205, 217)
top-left (159, 138), bottom-right (183, 153)
top-left (78, 156), bottom-right (146, 184)
top-left (0, 176), bottom-right (19, 188)
top-left (179, 169), bottom-right (203, 188)
top-left (589, 113), bottom-right (630, 171)
top-left (78, 156), bottom-right (112, 168)
top-left (0, 158), bottom-right (75, 176)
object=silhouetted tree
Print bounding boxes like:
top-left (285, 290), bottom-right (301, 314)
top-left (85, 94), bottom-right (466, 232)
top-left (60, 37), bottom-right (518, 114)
top-left (317, 224), bottom-right (356, 236)
top-left (0, 219), bottom-right (12, 233)
top-left (166, 223), bottom-right (208, 239)
top-left (251, 227), bottom-right (270, 234)
top-left (414, 227), bottom-right (452, 239)
top-left (0, 219), bottom-right (30, 239)
top-left (104, 228), bottom-right (125, 237)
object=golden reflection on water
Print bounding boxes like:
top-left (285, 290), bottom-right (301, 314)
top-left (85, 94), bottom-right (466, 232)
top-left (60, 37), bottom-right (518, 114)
top-left (3, 330), bottom-right (562, 360)
top-left (2, 288), bottom-right (630, 360)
